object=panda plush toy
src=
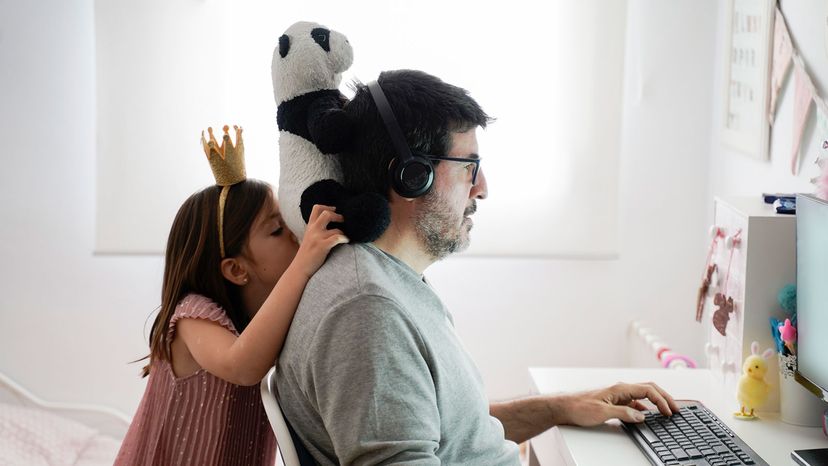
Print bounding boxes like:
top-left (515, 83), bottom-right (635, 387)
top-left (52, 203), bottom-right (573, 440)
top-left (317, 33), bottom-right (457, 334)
top-left (272, 21), bottom-right (389, 242)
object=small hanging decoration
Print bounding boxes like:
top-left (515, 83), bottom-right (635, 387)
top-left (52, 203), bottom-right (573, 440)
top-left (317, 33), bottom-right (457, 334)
top-left (697, 264), bottom-right (718, 322)
top-left (696, 227), bottom-right (724, 323)
top-left (712, 229), bottom-right (741, 336)
top-left (713, 293), bottom-right (735, 336)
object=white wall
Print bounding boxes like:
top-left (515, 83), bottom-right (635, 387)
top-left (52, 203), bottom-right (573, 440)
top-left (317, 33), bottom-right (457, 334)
top-left (0, 0), bottom-right (717, 415)
top-left (0, 0), bottom-right (159, 414)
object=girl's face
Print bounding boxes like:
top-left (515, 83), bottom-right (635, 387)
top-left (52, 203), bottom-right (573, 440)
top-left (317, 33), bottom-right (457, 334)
top-left (243, 191), bottom-right (299, 293)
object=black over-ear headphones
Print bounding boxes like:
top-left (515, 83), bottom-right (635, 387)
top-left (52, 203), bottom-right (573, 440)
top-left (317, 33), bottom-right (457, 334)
top-left (367, 81), bottom-right (434, 198)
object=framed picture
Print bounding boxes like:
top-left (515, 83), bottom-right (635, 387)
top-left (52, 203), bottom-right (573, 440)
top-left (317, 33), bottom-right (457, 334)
top-left (721, 0), bottom-right (774, 160)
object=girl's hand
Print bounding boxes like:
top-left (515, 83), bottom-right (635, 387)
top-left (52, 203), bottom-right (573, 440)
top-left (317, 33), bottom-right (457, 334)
top-left (292, 204), bottom-right (349, 279)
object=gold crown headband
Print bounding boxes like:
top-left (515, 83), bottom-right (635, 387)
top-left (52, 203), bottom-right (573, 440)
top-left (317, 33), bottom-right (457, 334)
top-left (201, 125), bottom-right (247, 258)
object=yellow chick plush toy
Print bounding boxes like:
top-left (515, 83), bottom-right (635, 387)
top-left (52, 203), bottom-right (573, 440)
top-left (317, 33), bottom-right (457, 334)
top-left (736, 341), bottom-right (775, 419)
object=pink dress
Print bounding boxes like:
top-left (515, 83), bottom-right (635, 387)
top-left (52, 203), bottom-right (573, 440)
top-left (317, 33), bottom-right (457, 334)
top-left (115, 294), bottom-right (277, 466)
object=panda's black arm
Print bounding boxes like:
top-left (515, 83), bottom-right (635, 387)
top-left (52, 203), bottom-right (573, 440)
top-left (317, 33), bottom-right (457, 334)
top-left (307, 94), bottom-right (354, 155)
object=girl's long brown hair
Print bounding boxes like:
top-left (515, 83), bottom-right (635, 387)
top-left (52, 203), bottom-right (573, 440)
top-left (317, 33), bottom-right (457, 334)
top-left (141, 179), bottom-right (272, 377)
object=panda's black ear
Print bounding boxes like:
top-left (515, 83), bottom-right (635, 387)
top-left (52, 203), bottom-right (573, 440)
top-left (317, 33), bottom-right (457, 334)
top-left (279, 34), bottom-right (290, 58)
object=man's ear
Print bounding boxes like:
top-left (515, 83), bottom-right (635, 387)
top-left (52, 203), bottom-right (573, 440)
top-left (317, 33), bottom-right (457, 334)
top-left (387, 190), bottom-right (417, 204)
top-left (220, 257), bottom-right (249, 286)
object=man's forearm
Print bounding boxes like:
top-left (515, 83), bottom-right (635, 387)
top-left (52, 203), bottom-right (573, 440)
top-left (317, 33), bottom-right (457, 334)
top-left (489, 394), bottom-right (573, 444)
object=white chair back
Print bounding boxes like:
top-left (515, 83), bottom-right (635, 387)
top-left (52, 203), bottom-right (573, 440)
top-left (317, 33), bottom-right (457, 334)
top-left (261, 366), bottom-right (301, 466)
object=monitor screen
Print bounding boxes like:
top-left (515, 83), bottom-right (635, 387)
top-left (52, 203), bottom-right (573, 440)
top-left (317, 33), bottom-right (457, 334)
top-left (796, 194), bottom-right (828, 402)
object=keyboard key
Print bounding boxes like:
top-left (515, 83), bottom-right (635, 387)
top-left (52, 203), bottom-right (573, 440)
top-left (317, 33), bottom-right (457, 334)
top-left (670, 448), bottom-right (689, 461)
top-left (637, 424), bottom-right (659, 444)
top-left (686, 448), bottom-right (703, 459)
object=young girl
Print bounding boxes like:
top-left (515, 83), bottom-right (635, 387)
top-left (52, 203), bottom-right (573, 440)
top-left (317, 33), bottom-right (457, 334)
top-left (115, 126), bottom-right (347, 465)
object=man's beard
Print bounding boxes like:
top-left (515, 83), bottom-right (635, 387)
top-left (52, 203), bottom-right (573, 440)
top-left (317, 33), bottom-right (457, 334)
top-left (415, 190), bottom-right (476, 261)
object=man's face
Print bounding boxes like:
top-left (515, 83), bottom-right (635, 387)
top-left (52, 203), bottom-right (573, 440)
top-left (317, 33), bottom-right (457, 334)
top-left (414, 129), bottom-right (488, 260)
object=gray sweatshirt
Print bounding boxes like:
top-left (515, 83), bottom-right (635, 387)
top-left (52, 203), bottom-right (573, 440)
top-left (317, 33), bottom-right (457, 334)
top-left (275, 243), bottom-right (520, 465)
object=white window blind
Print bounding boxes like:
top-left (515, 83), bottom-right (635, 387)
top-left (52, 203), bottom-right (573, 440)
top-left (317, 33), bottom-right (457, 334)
top-left (96, 0), bottom-right (626, 257)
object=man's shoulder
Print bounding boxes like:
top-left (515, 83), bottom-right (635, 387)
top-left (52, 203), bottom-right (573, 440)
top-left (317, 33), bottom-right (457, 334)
top-left (305, 243), bottom-right (406, 303)
top-left (286, 245), bottom-right (391, 334)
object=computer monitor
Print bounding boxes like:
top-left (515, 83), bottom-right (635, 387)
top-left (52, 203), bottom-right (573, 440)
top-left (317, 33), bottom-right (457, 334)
top-left (794, 194), bottom-right (828, 403)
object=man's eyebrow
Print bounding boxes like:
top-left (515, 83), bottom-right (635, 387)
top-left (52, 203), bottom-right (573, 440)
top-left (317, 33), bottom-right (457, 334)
top-left (467, 153), bottom-right (480, 160)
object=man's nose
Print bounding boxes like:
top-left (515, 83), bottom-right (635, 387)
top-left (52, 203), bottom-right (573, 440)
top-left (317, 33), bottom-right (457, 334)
top-left (472, 169), bottom-right (488, 200)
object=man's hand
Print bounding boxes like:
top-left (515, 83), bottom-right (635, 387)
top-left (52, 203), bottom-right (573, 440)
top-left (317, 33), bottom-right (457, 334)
top-left (559, 382), bottom-right (681, 426)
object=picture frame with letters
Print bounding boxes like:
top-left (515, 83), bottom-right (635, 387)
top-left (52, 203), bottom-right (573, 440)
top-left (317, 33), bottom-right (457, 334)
top-left (721, 0), bottom-right (774, 160)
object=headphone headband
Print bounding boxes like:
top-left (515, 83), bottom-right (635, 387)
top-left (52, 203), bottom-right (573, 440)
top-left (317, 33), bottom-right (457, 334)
top-left (367, 80), bottom-right (434, 198)
top-left (367, 81), bottom-right (413, 165)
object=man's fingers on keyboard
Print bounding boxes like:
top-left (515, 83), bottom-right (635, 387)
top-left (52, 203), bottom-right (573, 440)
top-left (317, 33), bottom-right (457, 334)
top-left (612, 405), bottom-right (646, 423)
top-left (628, 400), bottom-right (648, 411)
top-left (632, 384), bottom-right (672, 416)
top-left (644, 382), bottom-right (680, 414)
top-left (647, 382), bottom-right (680, 413)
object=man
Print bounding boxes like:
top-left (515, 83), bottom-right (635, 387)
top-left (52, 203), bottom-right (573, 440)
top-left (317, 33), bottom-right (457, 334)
top-left (275, 69), bottom-right (679, 465)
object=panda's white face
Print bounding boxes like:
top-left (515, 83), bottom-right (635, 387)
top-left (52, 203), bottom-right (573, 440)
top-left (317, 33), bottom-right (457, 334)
top-left (272, 21), bottom-right (354, 103)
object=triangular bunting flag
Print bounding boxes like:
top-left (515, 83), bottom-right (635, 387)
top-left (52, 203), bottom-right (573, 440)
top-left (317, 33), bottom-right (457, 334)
top-left (791, 57), bottom-right (815, 175)
top-left (769, 7), bottom-right (793, 125)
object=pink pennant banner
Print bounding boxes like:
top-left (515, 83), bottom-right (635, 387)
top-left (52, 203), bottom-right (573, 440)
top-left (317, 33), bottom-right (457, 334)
top-left (769, 7), bottom-right (793, 125)
top-left (791, 58), bottom-right (815, 175)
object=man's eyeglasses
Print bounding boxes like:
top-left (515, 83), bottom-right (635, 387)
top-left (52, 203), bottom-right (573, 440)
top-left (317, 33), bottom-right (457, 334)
top-left (420, 155), bottom-right (482, 185)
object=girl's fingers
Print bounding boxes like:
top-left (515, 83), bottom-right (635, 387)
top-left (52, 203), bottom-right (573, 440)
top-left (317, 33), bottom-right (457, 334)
top-left (307, 204), bottom-right (325, 223)
top-left (312, 211), bottom-right (344, 229)
top-left (303, 229), bottom-right (347, 250)
top-left (308, 204), bottom-right (337, 223)
top-left (325, 234), bottom-right (349, 249)
top-left (323, 228), bottom-right (345, 239)
top-left (326, 213), bottom-right (346, 225)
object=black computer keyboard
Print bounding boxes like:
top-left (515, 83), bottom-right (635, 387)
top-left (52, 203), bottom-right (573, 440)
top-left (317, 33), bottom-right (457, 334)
top-left (621, 400), bottom-right (768, 466)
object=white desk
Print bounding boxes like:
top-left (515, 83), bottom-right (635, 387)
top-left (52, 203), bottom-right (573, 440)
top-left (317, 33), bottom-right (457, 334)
top-left (527, 368), bottom-right (828, 466)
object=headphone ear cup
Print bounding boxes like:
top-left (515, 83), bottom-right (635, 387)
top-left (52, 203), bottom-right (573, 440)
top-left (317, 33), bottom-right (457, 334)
top-left (389, 155), bottom-right (434, 198)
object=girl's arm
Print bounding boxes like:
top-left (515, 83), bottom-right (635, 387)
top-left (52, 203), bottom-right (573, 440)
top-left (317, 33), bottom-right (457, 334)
top-left (177, 205), bottom-right (348, 386)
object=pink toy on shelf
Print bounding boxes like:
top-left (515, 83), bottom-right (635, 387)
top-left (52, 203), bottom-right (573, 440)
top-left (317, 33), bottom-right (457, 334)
top-left (660, 352), bottom-right (698, 369)
top-left (778, 318), bottom-right (797, 354)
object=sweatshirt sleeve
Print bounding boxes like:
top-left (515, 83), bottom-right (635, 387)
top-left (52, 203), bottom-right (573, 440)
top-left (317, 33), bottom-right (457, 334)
top-left (308, 294), bottom-right (441, 465)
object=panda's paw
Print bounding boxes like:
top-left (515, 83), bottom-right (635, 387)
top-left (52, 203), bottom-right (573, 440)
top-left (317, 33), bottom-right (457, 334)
top-left (338, 193), bottom-right (390, 243)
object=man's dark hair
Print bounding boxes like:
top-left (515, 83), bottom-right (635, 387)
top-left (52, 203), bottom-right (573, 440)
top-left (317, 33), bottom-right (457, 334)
top-left (341, 69), bottom-right (491, 197)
